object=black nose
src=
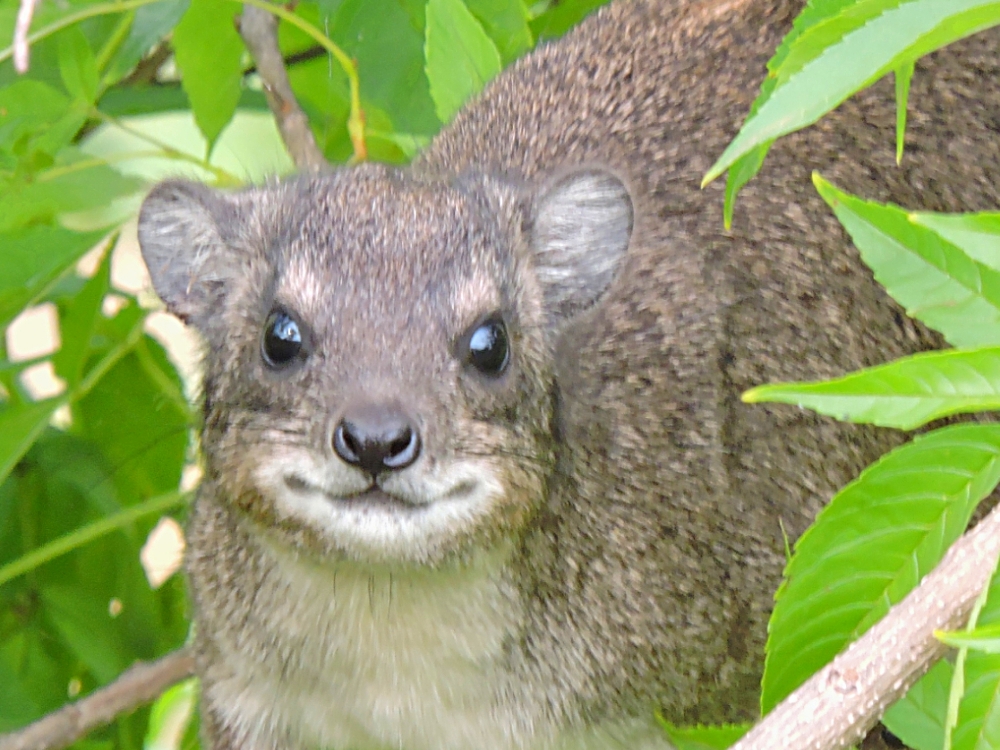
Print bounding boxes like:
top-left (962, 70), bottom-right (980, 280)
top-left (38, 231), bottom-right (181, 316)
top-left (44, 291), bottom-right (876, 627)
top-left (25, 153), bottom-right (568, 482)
top-left (332, 404), bottom-right (421, 476)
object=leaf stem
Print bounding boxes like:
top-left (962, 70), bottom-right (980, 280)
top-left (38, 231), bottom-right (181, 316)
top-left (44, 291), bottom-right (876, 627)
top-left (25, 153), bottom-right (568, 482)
top-left (0, 489), bottom-right (190, 588)
top-left (233, 0), bottom-right (366, 161)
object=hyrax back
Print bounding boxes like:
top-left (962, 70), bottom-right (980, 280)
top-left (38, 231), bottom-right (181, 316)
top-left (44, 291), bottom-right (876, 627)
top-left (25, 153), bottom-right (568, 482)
top-left (137, 0), bottom-right (1000, 747)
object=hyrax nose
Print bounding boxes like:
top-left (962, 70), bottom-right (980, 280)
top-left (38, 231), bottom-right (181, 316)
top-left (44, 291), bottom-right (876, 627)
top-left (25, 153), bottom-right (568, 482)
top-left (332, 403), bottom-right (421, 476)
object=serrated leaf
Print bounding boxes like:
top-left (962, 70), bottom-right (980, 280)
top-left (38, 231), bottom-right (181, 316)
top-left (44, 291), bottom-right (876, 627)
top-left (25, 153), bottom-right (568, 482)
top-left (909, 212), bottom-right (1000, 273)
top-left (951, 560), bottom-right (1000, 750)
top-left (815, 175), bottom-right (1000, 348)
top-left (172, 0), bottom-right (245, 152)
top-left (425, 0), bottom-right (502, 124)
top-left (704, 0), bottom-right (1000, 186)
top-left (884, 659), bottom-right (952, 750)
top-left (0, 226), bottom-right (108, 329)
top-left (762, 423), bottom-right (1000, 714)
top-left (743, 347), bottom-right (1000, 430)
top-left (657, 720), bottom-right (750, 750)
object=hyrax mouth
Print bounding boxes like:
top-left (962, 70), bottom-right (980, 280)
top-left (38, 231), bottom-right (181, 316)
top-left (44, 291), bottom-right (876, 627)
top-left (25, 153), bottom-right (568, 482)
top-left (283, 475), bottom-right (424, 511)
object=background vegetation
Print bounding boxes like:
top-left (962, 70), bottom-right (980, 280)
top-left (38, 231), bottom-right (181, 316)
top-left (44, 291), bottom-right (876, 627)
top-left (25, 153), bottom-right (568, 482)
top-left (1, 0), bottom-right (999, 749)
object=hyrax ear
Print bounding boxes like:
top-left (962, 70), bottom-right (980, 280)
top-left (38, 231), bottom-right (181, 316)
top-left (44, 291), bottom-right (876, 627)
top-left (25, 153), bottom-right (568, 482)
top-left (529, 169), bottom-right (633, 325)
top-left (137, 180), bottom-right (246, 330)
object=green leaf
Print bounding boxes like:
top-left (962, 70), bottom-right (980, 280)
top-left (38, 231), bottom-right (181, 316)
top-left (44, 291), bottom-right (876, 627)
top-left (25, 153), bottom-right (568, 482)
top-left (815, 175), bottom-right (1000, 348)
top-left (58, 27), bottom-right (100, 103)
top-left (52, 244), bottom-right (113, 387)
top-left (465, 0), bottom-right (533, 63)
top-left (743, 347), bottom-right (1000, 430)
top-left (425, 0), bottom-right (502, 124)
top-left (529, 0), bottom-right (606, 40)
top-left (0, 400), bottom-right (61, 499)
top-left (761, 423), bottom-right (1000, 713)
top-left (909, 212), bottom-right (1000, 273)
top-left (103, 0), bottom-right (190, 85)
top-left (894, 59), bottom-right (914, 164)
top-left (884, 659), bottom-right (953, 750)
top-left (40, 584), bottom-right (129, 683)
top-left (704, 0), bottom-right (1000, 186)
top-left (0, 226), bottom-right (108, 330)
top-left (145, 678), bottom-right (198, 750)
top-left (657, 720), bottom-right (750, 750)
top-left (172, 0), bottom-right (245, 152)
top-left (950, 560), bottom-right (1000, 750)
top-left (0, 80), bottom-right (77, 157)
top-left (941, 624), bottom-right (1000, 654)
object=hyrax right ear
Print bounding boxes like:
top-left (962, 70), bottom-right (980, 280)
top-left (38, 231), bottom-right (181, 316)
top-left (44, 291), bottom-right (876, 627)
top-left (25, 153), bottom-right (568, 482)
top-left (137, 180), bottom-right (246, 331)
top-left (529, 169), bottom-right (633, 327)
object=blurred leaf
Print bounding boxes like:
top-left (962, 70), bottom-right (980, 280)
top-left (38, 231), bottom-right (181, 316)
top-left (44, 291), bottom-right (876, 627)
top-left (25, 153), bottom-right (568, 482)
top-left (0, 152), bottom-right (145, 231)
top-left (815, 175), bottom-right (1000, 348)
top-left (909, 212), bottom-right (1000, 272)
top-left (145, 678), bottom-right (198, 750)
top-left (0, 400), bottom-right (62, 488)
top-left (41, 584), bottom-right (129, 682)
top-left (950, 561), bottom-right (1000, 750)
top-left (466, 0), bottom-right (533, 63)
top-left (58, 27), bottom-right (100, 103)
top-left (744, 347), bottom-right (1000, 430)
top-left (529, 0), bottom-right (607, 40)
top-left (884, 659), bottom-right (952, 750)
top-left (705, 0), bottom-right (1000, 186)
top-left (0, 79), bottom-right (77, 157)
top-left (53, 245), bottom-right (113, 388)
top-left (0, 226), bottom-right (107, 329)
top-left (657, 720), bottom-right (750, 750)
top-left (172, 0), bottom-right (244, 152)
top-left (425, 0), bottom-right (502, 123)
top-left (103, 0), bottom-right (190, 85)
top-left (941, 624), bottom-right (1000, 653)
top-left (762, 424), bottom-right (1000, 713)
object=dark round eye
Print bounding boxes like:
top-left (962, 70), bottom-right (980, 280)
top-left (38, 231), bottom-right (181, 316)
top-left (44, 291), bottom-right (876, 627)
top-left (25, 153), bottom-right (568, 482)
top-left (464, 316), bottom-right (509, 376)
top-left (261, 309), bottom-right (304, 368)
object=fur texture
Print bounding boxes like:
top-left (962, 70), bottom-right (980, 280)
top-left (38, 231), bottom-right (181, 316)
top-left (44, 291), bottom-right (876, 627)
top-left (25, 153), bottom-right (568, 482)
top-left (136, 0), bottom-right (1000, 747)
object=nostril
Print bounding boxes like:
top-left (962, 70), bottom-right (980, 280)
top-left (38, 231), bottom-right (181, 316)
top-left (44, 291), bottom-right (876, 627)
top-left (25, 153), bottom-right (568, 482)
top-left (332, 412), bottom-right (422, 475)
top-left (333, 422), bottom-right (361, 465)
top-left (384, 427), bottom-right (419, 469)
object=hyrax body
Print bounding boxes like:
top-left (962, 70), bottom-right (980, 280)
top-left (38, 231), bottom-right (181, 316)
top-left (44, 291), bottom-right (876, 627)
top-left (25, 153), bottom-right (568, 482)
top-left (137, 0), bottom-right (1000, 747)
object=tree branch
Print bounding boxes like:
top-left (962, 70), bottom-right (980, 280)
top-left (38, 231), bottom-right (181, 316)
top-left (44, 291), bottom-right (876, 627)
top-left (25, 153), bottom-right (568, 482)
top-left (733, 501), bottom-right (1000, 750)
top-left (237, 3), bottom-right (327, 170)
top-left (0, 648), bottom-right (195, 750)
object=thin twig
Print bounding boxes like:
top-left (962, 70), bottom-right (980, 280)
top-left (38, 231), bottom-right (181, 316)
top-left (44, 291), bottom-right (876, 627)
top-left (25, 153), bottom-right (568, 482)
top-left (733, 502), bottom-right (1000, 750)
top-left (237, 3), bottom-right (327, 170)
top-left (0, 648), bottom-right (195, 750)
top-left (13, 0), bottom-right (40, 72)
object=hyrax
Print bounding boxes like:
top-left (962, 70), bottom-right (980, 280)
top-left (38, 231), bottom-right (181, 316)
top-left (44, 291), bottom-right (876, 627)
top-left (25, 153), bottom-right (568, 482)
top-left (137, 0), bottom-right (1000, 747)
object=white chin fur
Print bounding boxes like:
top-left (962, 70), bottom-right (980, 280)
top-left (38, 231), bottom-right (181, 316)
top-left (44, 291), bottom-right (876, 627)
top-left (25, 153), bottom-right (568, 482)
top-left (253, 455), bottom-right (507, 563)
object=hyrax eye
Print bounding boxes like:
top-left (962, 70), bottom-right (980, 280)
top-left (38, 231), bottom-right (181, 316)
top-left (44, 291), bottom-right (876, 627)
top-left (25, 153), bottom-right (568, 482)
top-left (462, 315), bottom-right (510, 377)
top-left (261, 309), bottom-right (305, 368)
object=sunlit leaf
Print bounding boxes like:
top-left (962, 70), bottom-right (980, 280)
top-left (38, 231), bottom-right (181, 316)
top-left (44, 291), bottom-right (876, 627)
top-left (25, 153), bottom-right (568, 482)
top-left (762, 423), bottom-right (1000, 713)
top-left (657, 720), bottom-right (750, 750)
top-left (884, 659), bottom-right (952, 750)
top-left (815, 175), bottom-right (1000, 348)
top-left (744, 347), bottom-right (1000, 430)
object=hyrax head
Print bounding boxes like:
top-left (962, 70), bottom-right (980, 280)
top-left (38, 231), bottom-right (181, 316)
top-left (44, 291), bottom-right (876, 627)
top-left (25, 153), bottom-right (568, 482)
top-left (138, 163), bottom-right (632, 566)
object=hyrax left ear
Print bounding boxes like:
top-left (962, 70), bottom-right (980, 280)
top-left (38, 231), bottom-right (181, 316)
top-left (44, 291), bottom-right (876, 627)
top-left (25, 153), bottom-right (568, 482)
top-left (137, 180), bottom-right (246, 333)
top-left (529, 168), bottom-right (633, 326)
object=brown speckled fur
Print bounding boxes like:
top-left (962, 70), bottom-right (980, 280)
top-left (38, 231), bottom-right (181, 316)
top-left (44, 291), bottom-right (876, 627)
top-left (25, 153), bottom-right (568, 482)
top-left (137, 0), bottom-right (1000, 747)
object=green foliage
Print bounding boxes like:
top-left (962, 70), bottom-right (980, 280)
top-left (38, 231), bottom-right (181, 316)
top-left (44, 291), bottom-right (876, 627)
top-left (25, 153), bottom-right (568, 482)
top-left (657, 720), bottom-right (750, 750)
top-left (0, 0), bottom-right (608, 748)
top-left (704, 0), bottom-right (1000, 219)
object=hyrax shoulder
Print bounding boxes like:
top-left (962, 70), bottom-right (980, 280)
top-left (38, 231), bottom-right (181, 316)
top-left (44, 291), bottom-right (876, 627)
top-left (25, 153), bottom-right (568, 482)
top-left (137, 0), bottom-right (1000, 747)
